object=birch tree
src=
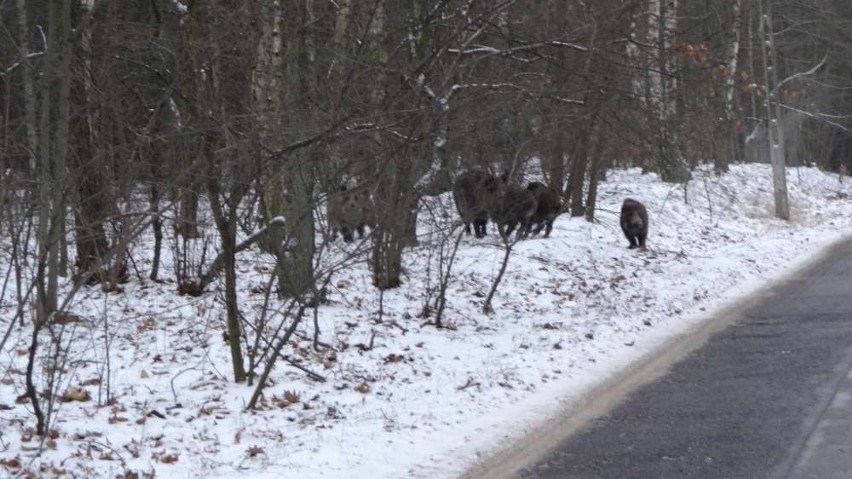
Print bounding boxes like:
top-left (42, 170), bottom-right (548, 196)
top-left (718, 0), bottom-right (743, 173)
top-left (255, 0), bottom-right (317, 300)
top-left (651, 0), bottom-right (688, 182)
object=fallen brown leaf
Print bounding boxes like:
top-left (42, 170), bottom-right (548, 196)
top-left (59, 388), bottom-right (91, 403)
top-left (283, 390), bottom-right (300, 404)
top-left (246, 445), bottom-right (265, 457)
top-left (383, 354), bottom-right (405, 364)
top-left (354, 383), bottom-right (370, 394)
top-left (0, 458), bottom-right (21, 470)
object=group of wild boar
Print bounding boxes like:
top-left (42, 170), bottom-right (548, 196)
top-left (326, 169), bottom-right (649, 249)
top-left (450, 169), bottom-right (648, 248)
top-left (451, 170), bottom-right (562, 241)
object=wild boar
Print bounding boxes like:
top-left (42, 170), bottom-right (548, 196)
top-left (620, 198), bottom-right (649, 249)
top-left (452, 169), bottom-right (499, 238)
top-left (327, 185), bottom-right (376, 243)
top-left (524, 181), bottom-right (563, 238)
top-left (489, 181), bottom-right (537, 241)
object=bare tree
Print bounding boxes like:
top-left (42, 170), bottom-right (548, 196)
top-left (759, 0), bottom-right (790, 220)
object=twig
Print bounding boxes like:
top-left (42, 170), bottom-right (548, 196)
top-left (457, 377), bottom-right (480, 391)
top-left (294, 331), bottom-right (333, 350)
top-left (281, 355), bottom-right (326, 383)
top-left (247, 304), bottom-right (308, 410)
top-left (386, 321), bottom-right (409, 334)
top-left (483, 239), bottom-right (515, 314)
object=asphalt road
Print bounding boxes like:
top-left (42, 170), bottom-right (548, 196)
top-left (516, 238), bottom-right (852, 479)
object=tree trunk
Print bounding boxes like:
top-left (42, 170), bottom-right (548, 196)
top-left (279, 0), bottom-right (317, 300)
top-left (253, 0), bottom-right (317, 300)
top-left (760, 0), bottom-right (790, 220)
top-left (648, 0), bottom-right (687, 182)
top-left (717, 0), bottom-right (743, 173)
top-left (178, 1), bottom-right (206, 241)
top-left (566, 118), bottom-right (594, 217)
top-left (278, 163), bottom-right (316, 299)
top-left (547, 118), bottom-right (566, 194)
top-left (206, 163), bottom-right (247, 383)
top-left (73, 175), bottom-right (112, 284)
top-left (372, 165), bottom-right (415, 290)
top-left (29, 0), bottom-right (73, 436)
top-left (17, 0), bottom-right (38, 175)
top-left (372, 218), bottom-right (404, 290)
top-left (149, 184), bottom-right (162, 281)
top-left (71, 0), bottom-right (115, 285)
top-left (565, 5), bottom-right (600, 217)
top-left (35, 0), bottom-right (73, 321)
top-left (584, 123), bottom-right (606, 223)
top-left (177, 186), bottom-right (200, 239)
top-left (222, 212), bottom-right (246, 383)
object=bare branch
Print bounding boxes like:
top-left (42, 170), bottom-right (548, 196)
top-left (776, 54), bottom-right (827, 92)
top-left (779, 103), bottom-right (851, 133)
top-left (0, 51), bottom-right (45, 78)
top-left (448, 39), bottom-right (588, 57)
top-left (198, 217), bottom-right (286, 289)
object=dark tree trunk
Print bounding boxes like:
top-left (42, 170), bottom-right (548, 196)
top-left (178, 186), bottom-right (200, 239)
top-left (566, 118), bottom-right (595, 217)
top-left (584, 127), bottom-right (607, 223)
top-left (205, 139), bottom-right (247, 383)
top-left (277, 158), bottom-right (316, 299)
top-left (371, 170), bottom-right (412, 290)
top-left (73, 174), bottom-right (111, 283)
top-left (547, 119), bottom-right (566, 194)
top-left (149, 183), bottom-right (162, 281)
top-left (221, 214), bottom-right (246, 382)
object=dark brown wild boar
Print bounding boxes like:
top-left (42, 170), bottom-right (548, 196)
top-left (524, 181), bottom-right (563, 238)
top-left (620, 198), bottom-right (648, 250)
top-left (327, 185), bottom-right (376, 243)
top-left (489, 181), bottom-right (537, 241)
top-left (452, 169), bottom-right (499, 238)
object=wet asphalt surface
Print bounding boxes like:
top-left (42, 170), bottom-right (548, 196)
top-left (520, 239), bottom-right (852, 479)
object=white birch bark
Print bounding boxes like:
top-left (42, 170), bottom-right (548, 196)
top-left (254, 0), bottom-right (317, 299)
top-left (640, 0), bottom-right (677, 126)
top-left (647, 0), bottom-right (687, 181)
top-left (664, 0), bottom-right (678, 119)
top-left (646, 0), bottom-right (662, 117)
top-left (626, 13), bottom-right (644, 103)
top-left (717, 0), bottom-right (743, 171)
top-left (253, 0), bottom-right (286, 263)
top-left (650, 0), bottom-right (677, 123)
top-left (723, 0), bottom-right (742, 121)
top-left (252, 0), bottom-right (283, 111)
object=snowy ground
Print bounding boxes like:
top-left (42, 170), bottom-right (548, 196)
top-left (1, 164), bottom-right (851, 479)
